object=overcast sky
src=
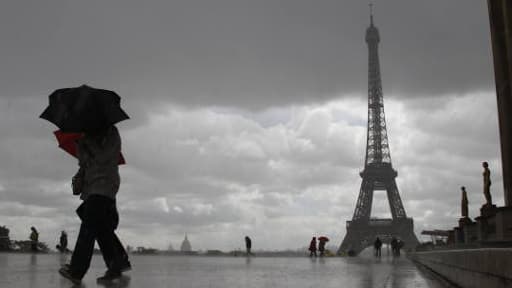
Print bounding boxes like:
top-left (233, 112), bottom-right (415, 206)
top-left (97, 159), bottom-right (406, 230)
top-left (0, 0), bottom-right (504, 251)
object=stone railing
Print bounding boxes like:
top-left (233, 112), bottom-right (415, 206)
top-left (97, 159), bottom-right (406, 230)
top-left (410, 248), bottom-right (512, 288)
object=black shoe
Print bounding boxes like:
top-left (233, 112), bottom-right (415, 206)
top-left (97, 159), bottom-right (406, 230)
top-left (59, 267), bottom-right (81, 285)
top-left (120, 260), bottom-right (132, 272)
top-left (97, 270), bottom-right (122, 283)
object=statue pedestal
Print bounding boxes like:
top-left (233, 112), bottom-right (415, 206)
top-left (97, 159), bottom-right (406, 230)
top-left (455, 217), bottom-right (477, 244)
top-left (459, 217), bottom-right (472, 226)
top-left (476, 205), bottom-right (498, 242)
top-left (453, 226), bottom-right (464, 244)
top-left (447, 230), bottom-right (455, 245)
top-left (463, 222), bottom-right (478, 244)
top-left (495, 206), bottom-right (512, 241)
top-left (480, 204), bottom-right (498, 217)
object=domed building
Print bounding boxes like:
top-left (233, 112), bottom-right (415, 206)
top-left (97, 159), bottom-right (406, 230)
top-left (180, 234), bottom-right (192, 252)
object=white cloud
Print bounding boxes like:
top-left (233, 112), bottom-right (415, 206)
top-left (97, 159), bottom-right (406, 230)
top-left (0, 92), bottom-right (504, 250)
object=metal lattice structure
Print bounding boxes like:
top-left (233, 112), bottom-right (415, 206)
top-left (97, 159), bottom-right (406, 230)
top-left (338, 10), bottom-right (419, 256)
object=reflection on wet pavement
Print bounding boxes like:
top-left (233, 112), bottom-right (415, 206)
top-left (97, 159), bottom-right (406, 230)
top-left (0, 252), bottom-right (449, 288)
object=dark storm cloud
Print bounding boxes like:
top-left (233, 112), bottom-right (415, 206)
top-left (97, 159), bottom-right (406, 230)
top-left (0, 0), bottom-right (493, 112)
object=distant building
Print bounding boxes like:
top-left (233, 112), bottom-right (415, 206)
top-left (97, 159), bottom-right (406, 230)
top-left (0, 226), bottom-right (11, 251)
top-left (135, 246), bottom-right (158, 254)
top-left (180, 234), bottom-right (192, 252)
top-left (206, 250), bottom-right (224, 256)
top-left (168, 242), bottom-right (175, 251)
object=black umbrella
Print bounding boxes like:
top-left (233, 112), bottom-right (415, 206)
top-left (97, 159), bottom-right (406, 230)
top-left (40, 85), bottom-right (129, 132)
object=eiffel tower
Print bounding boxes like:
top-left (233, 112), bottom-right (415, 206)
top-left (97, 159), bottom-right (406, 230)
top-left (337, 7), bottom-right (419, 256)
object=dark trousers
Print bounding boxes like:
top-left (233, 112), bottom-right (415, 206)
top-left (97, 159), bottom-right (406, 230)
top-left (70, 195), bottom-right (128, 278)
top-left (374, 247), bottom-right (381, 257)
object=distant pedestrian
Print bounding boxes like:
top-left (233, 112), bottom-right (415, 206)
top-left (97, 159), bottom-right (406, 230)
top-left (245, 236), bottom-right (253, 256)
top-left (318, 239), bottom-right (326, 257)
top-left (390, 237), bottom-right (398, 256)
top-left (317, 236), bottom-right (329, 257)
top-left (57, 231), bottom-right (69, 253)
top-left (373, 237), bottom-right (382, 257)
top-left (309, 237), bottom-right (317, 257)
top-left (30, 227), bottom-right (39, 252)
top-left (396, 239), bottom-right (403, 256)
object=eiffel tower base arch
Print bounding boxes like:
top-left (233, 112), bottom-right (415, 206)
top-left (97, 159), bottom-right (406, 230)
top-left (338, 218), bottom-right (419, 256)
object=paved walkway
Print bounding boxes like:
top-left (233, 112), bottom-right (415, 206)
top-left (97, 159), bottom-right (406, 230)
top-left (0, 252), bottom-right (451, 288)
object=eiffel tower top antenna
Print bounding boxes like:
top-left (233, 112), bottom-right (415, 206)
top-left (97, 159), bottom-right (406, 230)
top-left (369, 2), bottom-right (374, 26)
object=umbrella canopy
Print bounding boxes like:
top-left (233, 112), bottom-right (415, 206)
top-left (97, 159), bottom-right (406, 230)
top-left (54, 130), bottom-right (126, 165)
top-left (318, 236), bottom-right (329, 242)
top-left (40, 85), bottom-right (129, 133)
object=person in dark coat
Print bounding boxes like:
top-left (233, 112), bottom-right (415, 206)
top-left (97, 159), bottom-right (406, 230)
top-left (396, 239), bottom-right (403, 256)
top-left (59, 126), bottom-right (131, 285)
top-left (245, 236), bottom-right (253, 256)
top-left (308, 237), bottom-right (317, 257)
top-left (30, 227), bottom-right (39, 252)
top-left (390, 237), bottom-right (398, 256)
top-left (373, 237), bottom-right (382, 257)
top-left (56, 230), bottom-right (68, 253)
top-left (318, 238), bottom-right (327, 257)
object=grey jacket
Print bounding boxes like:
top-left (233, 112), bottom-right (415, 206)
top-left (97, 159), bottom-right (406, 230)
top-left (76, 126), bottom-right (121, 200)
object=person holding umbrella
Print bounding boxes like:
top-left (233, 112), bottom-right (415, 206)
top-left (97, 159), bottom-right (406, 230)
top-left (41, 85), bottom-right (131, 284)
top-left (318, 236), bottom-right (329, 257)
top-left (60, 125), bottom-right (131, 284)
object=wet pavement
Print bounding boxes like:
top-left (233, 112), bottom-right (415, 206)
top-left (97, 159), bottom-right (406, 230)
top-left (0, 252), bottom-right (451, 288)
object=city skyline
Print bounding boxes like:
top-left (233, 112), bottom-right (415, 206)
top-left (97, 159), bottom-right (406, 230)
top-left (0, 0), bottom-right (502, 251)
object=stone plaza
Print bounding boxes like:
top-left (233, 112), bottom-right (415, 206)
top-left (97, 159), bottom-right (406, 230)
top-left (0, 252), bottom-right (450, 288)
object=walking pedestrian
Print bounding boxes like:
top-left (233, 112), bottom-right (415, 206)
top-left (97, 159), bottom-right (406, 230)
top-left (59, 125), bottom-right (131, 285)
top-left (245, 236), bottom-right (253, 256)
top-left (318, 238), bottom-right (326, 257)
top-left (308, 237), bottom-right (317, 257)
top-left (30, 227), bottom-right (39, 252)
top-left (373, 237), bottom-right (382, 257)
top-left (396, 239), bottom-right (403, 256)
top-left (390, 237), bottom-right (398, 256)
top-left (56, 230), bottom-right (68, 253)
